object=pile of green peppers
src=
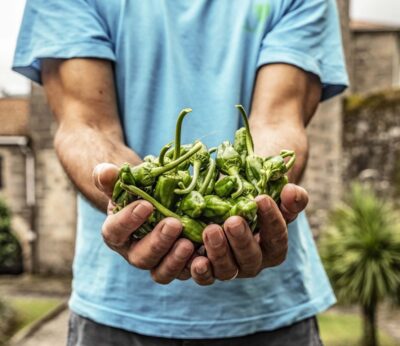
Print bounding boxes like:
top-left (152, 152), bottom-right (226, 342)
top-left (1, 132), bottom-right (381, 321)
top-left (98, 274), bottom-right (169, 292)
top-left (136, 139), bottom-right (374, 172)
top-left (112, 105), bottom-right (295, 244)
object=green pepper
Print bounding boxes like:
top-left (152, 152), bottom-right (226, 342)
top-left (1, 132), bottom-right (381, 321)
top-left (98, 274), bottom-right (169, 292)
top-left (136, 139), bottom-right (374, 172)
top-left (174, 141), bottom-right (210, 195)
top-left (179, 191), bottom-right (206, 218)
top-left (241, 177), bottom-right (257, 198)
top-left (112, 179), bottom-right (124, 203)
top-left (158, 141), bottom-right (173, 166)
top-left (263, 150), bottom-right (295, 183)
top-left (236, 105), bottom-right (266, 194)
top-left (216, 141), bottom-right (244, 198)
top-left (214, 176), bottom-right (236, 198)
top-left (267, 175), bottom-right (289, 202)
top-left (197, 158), bottom-right (217, 195)
top-left (233, 127), bottom-right (248, 168)
top-left (202, 195), bottom-right (232, 223)
top-left (143, 155), bottom-right (159, 165)
top-left (120, 183), bottom-right (206, 244)
top-left (129, 141), bottom-right (203, 187)
top-left (153, 173), bottom-right (181, 210)
top-left (228, 196), bottom-right (258, 223)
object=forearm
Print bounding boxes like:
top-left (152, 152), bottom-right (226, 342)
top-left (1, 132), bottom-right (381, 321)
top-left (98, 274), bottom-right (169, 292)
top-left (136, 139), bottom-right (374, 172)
top-left (248, 64), bottom-right (321, 183)
top-left (54, 124), bottom-right (141, 211)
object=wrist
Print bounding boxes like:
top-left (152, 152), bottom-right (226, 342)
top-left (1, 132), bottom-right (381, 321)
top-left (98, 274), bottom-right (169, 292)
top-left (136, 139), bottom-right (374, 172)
top-left (248, 121), bottom-right (308, 183)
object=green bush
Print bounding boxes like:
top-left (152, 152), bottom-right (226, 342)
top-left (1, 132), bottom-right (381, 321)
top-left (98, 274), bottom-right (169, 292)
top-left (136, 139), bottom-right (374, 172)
top-left (320, 183), bottom-right (400, 346)
top-left (0, 198), bottom-right (23, 275)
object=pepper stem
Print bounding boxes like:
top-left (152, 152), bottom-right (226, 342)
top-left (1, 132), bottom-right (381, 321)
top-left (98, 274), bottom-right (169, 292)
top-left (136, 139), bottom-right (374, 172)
top-left (152, 141), bottom-right (202, 176)
top-left (231, 173), bottom-right (244, 199)
top-left (159, 141), bottom-right (173, 166)
top-left (120, 183), bottom-right (181, 220)
top-left (173, 108), bottom-right (192, 161)
top-left (285, 152), bottom-right (296, 171)
top-left (198, 158), bottom-right (216, 195)
top-left (235, 104), bottom-right (254, 155)
top-left (280, 150), bottom-right (296, 172)
top-left (174, 160), bottom-right (201, 195)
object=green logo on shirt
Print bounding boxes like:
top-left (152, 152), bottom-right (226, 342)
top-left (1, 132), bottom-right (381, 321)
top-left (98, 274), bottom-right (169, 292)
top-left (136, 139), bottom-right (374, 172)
top-left (245, 2), bottom-right (270, 33)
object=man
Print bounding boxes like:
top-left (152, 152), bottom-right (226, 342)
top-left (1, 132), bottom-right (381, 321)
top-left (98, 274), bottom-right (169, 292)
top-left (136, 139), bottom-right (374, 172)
top-left (13, 0), bottom-right (348, 345)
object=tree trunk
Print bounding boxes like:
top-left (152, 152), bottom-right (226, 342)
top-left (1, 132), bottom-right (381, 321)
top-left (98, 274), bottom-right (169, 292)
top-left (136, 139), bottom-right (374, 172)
top-left (362, 304), bottom-right (379, 346)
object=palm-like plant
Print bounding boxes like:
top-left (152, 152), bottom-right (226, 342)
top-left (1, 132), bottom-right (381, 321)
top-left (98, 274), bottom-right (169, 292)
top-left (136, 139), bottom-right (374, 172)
top-left (320, 183), bottom-right (400, 346)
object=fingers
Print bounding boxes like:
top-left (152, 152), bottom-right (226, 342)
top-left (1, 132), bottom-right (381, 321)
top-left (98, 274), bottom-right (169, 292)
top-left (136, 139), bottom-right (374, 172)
top-left (102, 200), bottom-right (154, 250)
top-left (127, 217), bottom-right (183, 270)
top-left (191, 256), bottom-right (215, 285)
top-left (151, 238), bottom-right (194, 284)
top-left (255, 195), bottom-right (288, 267)
top-left (223, 217), bottom-right (263, 277)
top-left (93, 163), bottom-right (120, 198)
top-left (279, 184), bottom-right (309, 223)
top-left (202, 225), bottom-right (239, 281)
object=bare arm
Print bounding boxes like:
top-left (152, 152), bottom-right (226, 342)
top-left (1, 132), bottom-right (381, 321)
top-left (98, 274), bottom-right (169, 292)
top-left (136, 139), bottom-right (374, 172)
top-left (42, 58), bottom-right (141, 211)
top-left (42, 58), bottom-right (195, 284)
top-left (249, 64), bottom-right (322, 182)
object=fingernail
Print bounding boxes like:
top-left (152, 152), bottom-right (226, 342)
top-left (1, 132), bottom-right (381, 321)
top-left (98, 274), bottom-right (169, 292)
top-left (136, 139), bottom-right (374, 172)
top-left (196, 263), bottom-right (207, 275)
top-left (132, 203), bottom-right (151, 219)
top-left (206, 229), bottom-right (224, 247)
top-left (227, 219), bottom-right (246, 238)
top-left (161, 220), bottom-right (181, 238)
top-left (258, 197), bottom-right (271, 213)
top-left (294, 186), bottom-right (306, 203)
top-left (93, 164), bottom-right (107, 191)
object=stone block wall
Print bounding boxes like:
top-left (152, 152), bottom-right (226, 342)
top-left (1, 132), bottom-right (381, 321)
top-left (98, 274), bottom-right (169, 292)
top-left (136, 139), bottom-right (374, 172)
top-left (302, 97), bottom-right (344, 234)
top-left (30, 85), bottom-right (77, 274)
top-left (342, 89), bottom-right (400, 202)
top-left (352, 32), bottom-right (400, 94)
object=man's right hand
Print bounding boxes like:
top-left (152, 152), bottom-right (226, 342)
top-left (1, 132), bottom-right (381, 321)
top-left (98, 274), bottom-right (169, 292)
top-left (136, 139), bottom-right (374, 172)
top-left (93, 163), bottom-right (195, 284)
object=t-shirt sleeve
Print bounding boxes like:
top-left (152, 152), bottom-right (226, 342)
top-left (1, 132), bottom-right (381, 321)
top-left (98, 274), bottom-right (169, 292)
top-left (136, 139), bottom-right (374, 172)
top-left (12, 0), bottom-right (115, 84)
top-left (258, 0), bottom-right (349, 101)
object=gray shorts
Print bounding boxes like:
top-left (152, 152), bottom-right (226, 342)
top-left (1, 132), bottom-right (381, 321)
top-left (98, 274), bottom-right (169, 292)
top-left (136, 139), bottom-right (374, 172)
top-left (67, 311), bottom-right (323, 346)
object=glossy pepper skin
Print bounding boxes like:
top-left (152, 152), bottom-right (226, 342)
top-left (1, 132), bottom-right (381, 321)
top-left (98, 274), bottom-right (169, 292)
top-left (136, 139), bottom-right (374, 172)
top-left (202, 195), bottom-right (232, 223)
top-left (267, 175), bottom-right (289, 202)
top-left (233, 127), bottom-right (248, 168)
top-left (228, 196), bottom-right (258, 223)
top-left (130, 141), bottom-right (203, 187)
top-left (196, 158), bottom-right (217, 196)
top-left (214, 176), bottom-right (236, 198)
top-left (216, 141), bottom-right (244, 198)
top-left (263, 150), bottom-right (296, 183)
top-left (153, 173), bottom-right (181, 210)
top-left (235, 105), bottom-right (266, 194)
top-left (179, 191), bottom-right (206, 218)
top-left (174, 141), bottom-right (210, 195)
top-left (120, 183), bottom-right (206, 244)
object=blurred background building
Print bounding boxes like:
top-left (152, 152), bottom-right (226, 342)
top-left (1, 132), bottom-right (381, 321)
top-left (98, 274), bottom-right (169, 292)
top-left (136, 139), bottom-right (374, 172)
top-left (0, 0), bottom-right (399, 274)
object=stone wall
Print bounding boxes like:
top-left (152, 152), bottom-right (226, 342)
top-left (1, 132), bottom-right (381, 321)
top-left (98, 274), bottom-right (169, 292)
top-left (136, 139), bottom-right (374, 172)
top-left (30, 85), bottom-right (77, 274)
top-left (302, 98), bottom-right (344, 234)
top-left (352, 31), bottom-right (400, 94)
top-left (342, 89), bottom-right (400, 202)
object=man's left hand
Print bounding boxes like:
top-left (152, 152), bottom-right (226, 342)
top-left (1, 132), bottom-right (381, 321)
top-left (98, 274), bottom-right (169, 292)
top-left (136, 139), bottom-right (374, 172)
top-left (188, 183), bottom-right (308, 285)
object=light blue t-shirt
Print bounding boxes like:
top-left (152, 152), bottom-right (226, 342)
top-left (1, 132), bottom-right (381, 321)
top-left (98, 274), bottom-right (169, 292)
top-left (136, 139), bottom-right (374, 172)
top-left (14, 0), bottom-right (348, 339)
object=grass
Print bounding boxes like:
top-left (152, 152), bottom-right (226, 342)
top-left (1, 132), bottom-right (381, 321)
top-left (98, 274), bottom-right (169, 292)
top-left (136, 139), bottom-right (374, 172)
top-left (318, 312), bottom-right (398, 346)
top-left (7, 296), bottom-right (62, 333)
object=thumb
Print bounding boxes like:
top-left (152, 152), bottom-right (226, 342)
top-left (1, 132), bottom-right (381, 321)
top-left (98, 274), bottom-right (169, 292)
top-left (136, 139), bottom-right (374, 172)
top-left (92, 163), bottom-right (120, 199)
